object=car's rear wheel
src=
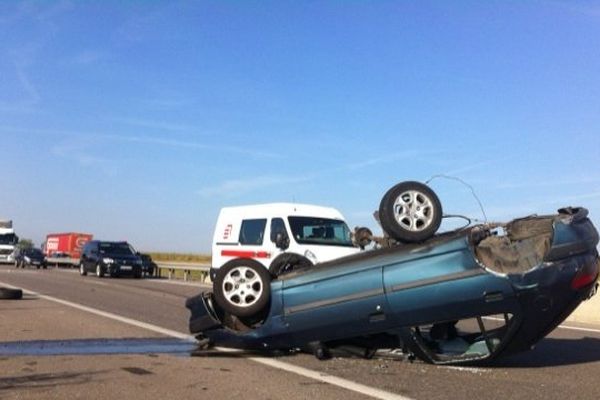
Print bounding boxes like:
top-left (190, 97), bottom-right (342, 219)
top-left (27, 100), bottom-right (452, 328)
top-left (379, 181), bottom-right (442, 242)
top-left (213, 259), bottom-right (271, 317)
top-left (79, 262), bottom-right (87, 276)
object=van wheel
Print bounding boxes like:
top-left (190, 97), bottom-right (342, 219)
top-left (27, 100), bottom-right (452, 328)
top-left (269, 253), bottom-right (313, 278)
top-left (213, 259), bottom-right (271, 317)
top-left (379, 181), bottom-right (442, 243)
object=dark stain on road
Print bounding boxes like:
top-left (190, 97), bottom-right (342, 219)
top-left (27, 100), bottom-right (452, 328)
top-left (122, 367), bottom-right (154, 375)
top-left (0, 338), bottom-right (196, 357)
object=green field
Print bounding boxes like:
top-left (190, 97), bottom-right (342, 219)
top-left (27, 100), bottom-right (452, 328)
top-left (146, 252), bottom-right (211, 263)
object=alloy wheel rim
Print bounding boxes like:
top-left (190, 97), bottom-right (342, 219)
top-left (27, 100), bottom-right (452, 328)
top-left (392, 190), bottom-right (435, 232)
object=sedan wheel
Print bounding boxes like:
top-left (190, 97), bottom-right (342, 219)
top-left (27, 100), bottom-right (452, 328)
top-left (213, 259), bottom-right (271, 317)
top-left (379, 181), bottom-right (442, 243)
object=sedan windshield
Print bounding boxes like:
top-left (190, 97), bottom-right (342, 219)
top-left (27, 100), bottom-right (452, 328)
top-left (25, 248), bottom-right (44, 257)
top-left (288, 217), bottom-right (354, 247)
top-left (99, 242), bottom-right (135, 256)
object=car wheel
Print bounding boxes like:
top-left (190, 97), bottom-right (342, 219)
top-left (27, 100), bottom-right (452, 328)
top-left (378, 181), bottom-right (442, 242)
top-left (0, 287), bottom-right (23, 300)
top-left (269, 253), bottom-right (313, 278)
top-left (134, 270), bottom-right (142, 279)
top-left (36, 265), bottom-right (40, 269)
top-left (79, 263), bottom-right (87, 276)
top-left (96, 264), bottom-right (104, 278)
top-left (213, 259), bottom-right (271, 317)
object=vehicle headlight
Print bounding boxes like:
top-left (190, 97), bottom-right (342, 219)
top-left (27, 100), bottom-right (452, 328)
top-left (304, 249), bottom-right (318, 264)
top-left (103, 257), bottom-right (114, 264)
top-left (25, 256), bottom-right (31, 262)
top-left (135, 259), bottom-right (143, 265)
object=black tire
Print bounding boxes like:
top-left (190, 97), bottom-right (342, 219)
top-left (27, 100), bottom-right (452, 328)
top-left (213, 259), bottom-right (271, 318)
top-left (96, 264), bottom-right (104, 278)
top-left (269, 253), bottom-right (313, 278)
top-left (379, 181), bottom-right (442, 243)
top-left (0, 287), bottom-right (23, 300)
top-left (79, 262), bottom-right (87, 276)
top-left (134, 270), bottom-right (142, 279)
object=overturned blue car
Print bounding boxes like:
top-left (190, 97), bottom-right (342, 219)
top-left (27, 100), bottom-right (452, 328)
top-left (186, 181), bottom-right (599, 365)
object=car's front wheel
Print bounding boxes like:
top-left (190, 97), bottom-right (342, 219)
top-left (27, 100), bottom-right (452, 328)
top-left (379, 181), bottom-right (443, 243)
top-left (96, 264), bottom-right (104, 278)
top-left (213, 259), bottom-right (271, 317)
top-left (79, 262), bottom-right (87, 276)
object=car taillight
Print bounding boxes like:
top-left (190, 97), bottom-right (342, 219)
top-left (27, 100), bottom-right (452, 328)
top-left (571, 258), bottom-right (600, 290)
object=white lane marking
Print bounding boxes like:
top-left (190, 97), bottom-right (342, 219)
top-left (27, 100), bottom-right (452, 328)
top-left (0, 282), bottom-right (193, 341)
top-left (484, 316), bottom-right (600, 334)
top-left (552, 324), bottom-right (600, 334)
top-left (0, 280), bottom-right (412, 400)
top-left (249, 356), bottom-right (411, 400)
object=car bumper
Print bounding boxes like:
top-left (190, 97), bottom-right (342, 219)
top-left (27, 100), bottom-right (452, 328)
top-left (106, 264), bottom-right (141, 276)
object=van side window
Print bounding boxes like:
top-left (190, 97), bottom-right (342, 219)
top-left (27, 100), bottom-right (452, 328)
top-left (270, 218), bottom-right (289, 243)
top-left (239, 219), bottom-right (267, 245)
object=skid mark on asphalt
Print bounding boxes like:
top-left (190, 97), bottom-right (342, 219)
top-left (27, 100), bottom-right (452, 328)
top-left (0, 280), bottom-right (412, 400)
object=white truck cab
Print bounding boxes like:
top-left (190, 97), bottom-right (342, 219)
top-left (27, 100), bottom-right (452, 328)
top-left (0, 220), bottom-right (18, 264)
top-left (210, 203), bottom-right (360, 279)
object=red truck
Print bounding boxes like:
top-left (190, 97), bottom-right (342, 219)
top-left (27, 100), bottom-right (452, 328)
top-left (45, 233), bottom-right (93, 259)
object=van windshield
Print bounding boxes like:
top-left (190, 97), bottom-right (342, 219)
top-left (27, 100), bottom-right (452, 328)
top-left (288, 217), bottom-right (354, 247)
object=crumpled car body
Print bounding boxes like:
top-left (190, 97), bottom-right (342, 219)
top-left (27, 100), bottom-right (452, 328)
top-left (186, 207), bottom-right (599, 365)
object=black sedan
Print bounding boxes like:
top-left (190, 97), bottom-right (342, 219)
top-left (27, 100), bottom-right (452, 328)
top-left (14, 248), bottom-right (47, 269)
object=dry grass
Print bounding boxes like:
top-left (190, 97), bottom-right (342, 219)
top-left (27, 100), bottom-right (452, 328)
top-left (146, 252), bottom-right (211, 263)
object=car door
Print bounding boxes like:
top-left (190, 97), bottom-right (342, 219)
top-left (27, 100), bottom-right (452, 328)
top-left (383, 237), bottom-right (518, 326)
top-left (82, 242), bottom-right (97, 272)
top-left (282, 261), bottom-right (387, 340)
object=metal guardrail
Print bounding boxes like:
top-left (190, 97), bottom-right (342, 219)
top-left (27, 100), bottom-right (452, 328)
top-left (41, 257), bottom-right (211, 283)
top-left (45, 257), bottom-right (79, 268)
top-left (155, 261), bottom-right (211, 283)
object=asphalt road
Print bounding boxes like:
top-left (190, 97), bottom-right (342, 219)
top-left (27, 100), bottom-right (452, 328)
top-left (2, 265), bottom-right (600, 400)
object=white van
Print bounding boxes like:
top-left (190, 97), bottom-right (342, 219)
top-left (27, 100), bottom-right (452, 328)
top-left (210, 203), bottom-right (360, 280)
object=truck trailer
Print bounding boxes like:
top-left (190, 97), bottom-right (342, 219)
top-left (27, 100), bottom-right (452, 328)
top-left (45, 232), bottom-right (93, 267)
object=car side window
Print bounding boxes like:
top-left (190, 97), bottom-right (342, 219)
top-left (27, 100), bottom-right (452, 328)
top-left (270, 218), bottom-right (289, 243)
top-left (239, 219), bottom-right (267, 245)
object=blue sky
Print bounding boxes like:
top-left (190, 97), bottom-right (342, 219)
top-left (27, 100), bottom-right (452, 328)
top-left (1, 1), bottom-right (599, 253)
